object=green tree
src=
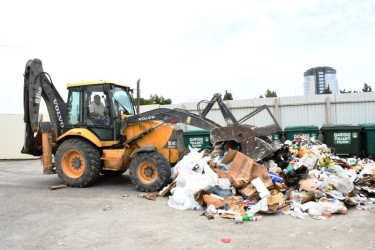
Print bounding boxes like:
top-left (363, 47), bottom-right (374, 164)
top-left (340, 89), bottom-right (358, 94)
top-left (223, 90), bottom-right (233, 100)
top-left (137, 94), bottom-right (172, 105)
top-left (264, 89), bottom-right (277, 98)
top-left (322, 86), bottom-right (332, 94)
top-left (362, 83), bottom-right (372, 92)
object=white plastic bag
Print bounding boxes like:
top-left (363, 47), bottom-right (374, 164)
top-left (167, 187), bottom-right (201, 210)
top-left (307, 200), bottom-right (344, 216)
top-left (168, 149), bottom-right (219, 210)
top-left (247, 197), bottom-right (268, 214)
top-left (328, 175), bottom-right (354, 196)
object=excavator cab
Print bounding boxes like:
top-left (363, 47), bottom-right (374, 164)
top-left (65, 82), bottom-right (135, 141)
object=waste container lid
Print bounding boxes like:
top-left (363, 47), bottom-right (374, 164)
top-left (359, 123), bottom-right (375, 131)
top-left (183, 130), bottom-right (210, 135)
top-left (284, 125), bottom-right (319, 132)
top-left (321, 124), bottom-right (361, 131)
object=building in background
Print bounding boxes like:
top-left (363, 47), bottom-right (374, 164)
top-left (303, 66), bottom-right (339, 95)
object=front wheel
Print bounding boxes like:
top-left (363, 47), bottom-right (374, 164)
top-left (55, 138), bottom-right (102, 187)
top-left (129, 151), bottom-right (171, 192)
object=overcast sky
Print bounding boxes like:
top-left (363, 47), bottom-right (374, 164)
top-left (1, 0), bottom-right (374, 114)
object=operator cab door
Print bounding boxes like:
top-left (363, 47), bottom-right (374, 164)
top-left (84, 85), bottom-right (114, 140)
top-left (110, 85), bottom-right (135, 140)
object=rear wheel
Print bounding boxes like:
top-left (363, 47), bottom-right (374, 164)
top-left (55, 139), bottom-right (101, 187)
top-left (129, 151), bottom-right (171, 192)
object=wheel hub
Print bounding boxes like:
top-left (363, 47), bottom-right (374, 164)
top-left (144, 166), bottom-right (154, 177)
top-left (71, 157), bottom-right (82, 169)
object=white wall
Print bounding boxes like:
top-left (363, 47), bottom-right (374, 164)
top-left (0, 114), bottom-right (38, 159)
top-left (163, 92), bottom-right (375, 130)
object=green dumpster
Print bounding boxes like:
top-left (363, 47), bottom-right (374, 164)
top-left (321, 125), bottom-right (362, 156)
top-left (183, 130), bottom-right (211, 152)
top-left (284, 125), bottom-right (320, 141)
top-left (359, 123), bottom-right (375, 156)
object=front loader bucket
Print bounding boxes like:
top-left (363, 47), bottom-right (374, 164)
top-left (210, 124), bottom-right (282, 162)
top-left (240, 137), bottom-right (282, 162)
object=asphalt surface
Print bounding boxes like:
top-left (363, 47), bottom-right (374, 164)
top-left (1, 159), bottom-right (374, 250)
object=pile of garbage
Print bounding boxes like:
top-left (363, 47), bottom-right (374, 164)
top-left (160, 135), bottom-right (375, 222)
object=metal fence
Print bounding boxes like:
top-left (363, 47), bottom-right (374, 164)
top-left (161, 92), bottom-right (375, 131)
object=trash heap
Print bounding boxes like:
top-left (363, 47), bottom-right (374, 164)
top-left (161, 135), bottom-right (375, 222)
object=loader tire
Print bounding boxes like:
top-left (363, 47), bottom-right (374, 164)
top-left (129, 151), bottom-right (171, 192)
top-left (55, 138), bottom-right (102, 187)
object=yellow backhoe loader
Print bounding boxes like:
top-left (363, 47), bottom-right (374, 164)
top-left (22, 58), bottom-right (281, 192)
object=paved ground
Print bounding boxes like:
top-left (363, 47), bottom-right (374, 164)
top-left (0, 159), bottom-right (374, 249)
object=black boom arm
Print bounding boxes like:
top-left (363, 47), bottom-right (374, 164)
top-left (22, 59), bottom-right (66, 156)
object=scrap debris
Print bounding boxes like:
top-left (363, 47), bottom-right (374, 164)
top-left (103, 205), bottom-right (111, 211)
top-left (121, 194), bottom-right (130, 199)
top-left (138, 193), bottom-right (158, 201)
top-left (48, 184), bottom-right (68, 190)
top-left (163, 135), bottom-right (375, 222)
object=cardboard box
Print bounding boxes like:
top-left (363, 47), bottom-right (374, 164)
top-left (218, 149), bottom-right (254, 188)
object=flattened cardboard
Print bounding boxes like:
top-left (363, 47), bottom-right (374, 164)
top-left (203, 194), bottom-right (225, 208)
top-left (251, 163), bottom-right (273, 188)
top-left (260, 204), bottom-right (278, 214)
top-left (239, 183), bottom-right (257, 197)
top-left (300, 179), bottom-right (316, 192)
top-left (267, 192), bottom-right (284, 205)
top-left (222, 196), bottom-right (245, 219)
top-left (213, 169), bottom-right (232, 181)
top-left (195, 190), bottom-right (211, 206)
top-left (278, 204), bottom-right (291, 212)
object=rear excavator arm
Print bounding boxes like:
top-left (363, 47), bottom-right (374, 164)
top-left (124, 107), bottom-right (221, 130)
top-left (125, 93), bottom-right (282, 161)
top-left (22, 58), bottom-right (66, 156)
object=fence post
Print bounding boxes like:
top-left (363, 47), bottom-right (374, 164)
top-left (274, 98), bottom-right (279, 124)
top-left (326, 96), bottom-right (331, 125)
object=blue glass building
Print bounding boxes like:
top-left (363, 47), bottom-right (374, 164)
top-left (304, 67), bottom-right (338, 95)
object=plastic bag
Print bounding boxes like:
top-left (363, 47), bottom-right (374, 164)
top-left (174, 147), bottom-right (210, 175)
top-left (207, 185), bottom-right (233, 198)
top-left (168, 187), bottom-right (201, 210)
top-left (307, 199), bottom-right (344, 216)
top-left (298, 155), bottom-right (318, 170)
top-left (247, 197), bottom-right (268, 215)
top-left (285, 165), bottom-right (309, 187)
top-left (216, 178), bottom-right (231, 190)
top-left (168, 149), bottom-right (220, 210)
top-left (328, 175), bottom-right (354, 196)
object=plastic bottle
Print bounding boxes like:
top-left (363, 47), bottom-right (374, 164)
top-left (249, 216), bottom-right (262, 221)
top-left (355, 205), bottom-right (368, 211)
top-left (242, 214), bottom-right (250, 221)
top-left (235, 216), bottom-right (243, 224)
